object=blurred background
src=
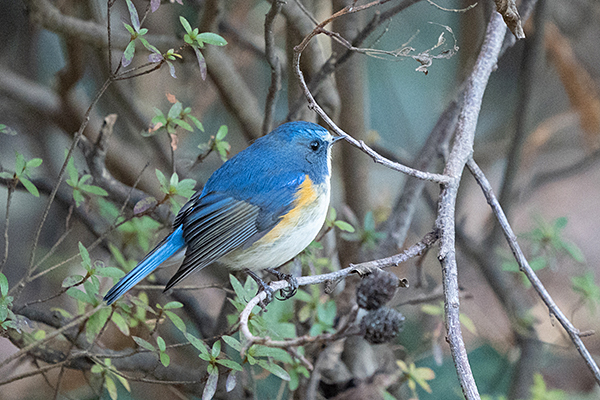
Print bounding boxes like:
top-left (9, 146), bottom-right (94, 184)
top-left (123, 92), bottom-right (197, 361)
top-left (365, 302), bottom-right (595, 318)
top-left (1, 0), bottom-right (600, 399)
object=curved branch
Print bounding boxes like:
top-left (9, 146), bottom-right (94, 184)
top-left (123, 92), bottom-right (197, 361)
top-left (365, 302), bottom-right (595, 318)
top-left (467, 159), bottom-right (600, 386)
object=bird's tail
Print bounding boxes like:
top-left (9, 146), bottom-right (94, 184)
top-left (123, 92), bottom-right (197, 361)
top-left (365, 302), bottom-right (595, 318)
top-left (103, 226), bottom-right (185, 305)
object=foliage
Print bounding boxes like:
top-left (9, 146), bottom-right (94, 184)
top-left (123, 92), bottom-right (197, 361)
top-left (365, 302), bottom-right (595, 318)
top-left (0, 152), bottom-right (42, 197)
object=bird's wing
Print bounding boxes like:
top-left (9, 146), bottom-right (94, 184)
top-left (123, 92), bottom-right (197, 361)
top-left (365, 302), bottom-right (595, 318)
top-left (165, 174), bottom-right (306, 290)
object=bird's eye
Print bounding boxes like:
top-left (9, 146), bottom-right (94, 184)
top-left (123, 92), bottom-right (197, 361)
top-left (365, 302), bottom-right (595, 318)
top-left (310, 140), bottom-right (320, 151)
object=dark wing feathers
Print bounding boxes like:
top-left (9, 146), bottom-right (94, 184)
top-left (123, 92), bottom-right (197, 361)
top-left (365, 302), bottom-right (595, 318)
top-left (164, 195), bottom-right (261, 290)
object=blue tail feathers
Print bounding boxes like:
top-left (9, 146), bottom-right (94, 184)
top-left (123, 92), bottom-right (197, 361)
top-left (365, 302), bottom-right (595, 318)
top-left (103, 226), bottom-right (186, 305)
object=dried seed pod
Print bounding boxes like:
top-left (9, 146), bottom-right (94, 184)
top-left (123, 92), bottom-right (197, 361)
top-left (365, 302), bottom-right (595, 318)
top-left (356, 269), bottom-right (400, 310)
top-left (361, 307), bottom-right (405, 344)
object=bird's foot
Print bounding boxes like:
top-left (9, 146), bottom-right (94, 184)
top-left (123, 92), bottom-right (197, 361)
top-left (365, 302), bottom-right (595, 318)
top-left (245, 269), bottom-right (274, 310)
top-left (265, 268), bottom-right (298, 300)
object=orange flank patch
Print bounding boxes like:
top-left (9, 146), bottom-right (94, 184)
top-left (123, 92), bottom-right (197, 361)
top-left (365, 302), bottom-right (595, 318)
top-left (260, 175), bottom-right (318, 243)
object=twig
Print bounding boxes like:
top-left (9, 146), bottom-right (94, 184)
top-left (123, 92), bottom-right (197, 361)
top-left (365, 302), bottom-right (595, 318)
top-left (0, 182), bottom-right (15, 273)
top-left (263, 0), bottom-right (284, 135)
top-left (291, 3), bottom-right (451, 183)
top-left (239, 234), bottom-right (433, 348)
top-left (467, 158), bottom-right (600, 386)
top-left (0, 305), bottom-right (102, 370)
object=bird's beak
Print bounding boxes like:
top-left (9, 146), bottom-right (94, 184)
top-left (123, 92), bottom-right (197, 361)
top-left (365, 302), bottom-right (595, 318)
top-left (331, 135), bottom-right (344, 144)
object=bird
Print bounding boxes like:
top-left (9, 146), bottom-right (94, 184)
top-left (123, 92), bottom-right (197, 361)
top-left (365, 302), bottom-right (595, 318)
top-left (103, 121), bottom-right (340, 305)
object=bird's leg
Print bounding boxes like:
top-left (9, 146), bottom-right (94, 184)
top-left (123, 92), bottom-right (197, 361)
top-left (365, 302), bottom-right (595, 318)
top-left (245, 269), bottom-right (274, 309)
top-left (265, 268), bottom-right (298, 300)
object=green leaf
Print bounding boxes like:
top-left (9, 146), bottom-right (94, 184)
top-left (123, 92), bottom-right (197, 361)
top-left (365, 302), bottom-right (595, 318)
top-left (105, 375), bottom-right (118, 400)
top-left (155, 169), bottom-right (168, 191)
top-left (215, 125), bottom-right (228, 141)
top-left (216, 359), bottom-right (243, 371)
top-left (188, 115), bottom-right (204, 131)
top-left (62, 275), bottom-right (85, 288)
top-left (168, 102), bottom-right (183, 120)
top-left (85, 307), bottom-right (111, 342)
top-left (561, 240), bottom-right (586, 263)
top-left (251, 346), bottom-right (292, 363)
top-left (156, 336), bottom-right (167, 352)
top-left (19, 177), bottom-right (39, 197)
top-left (211, 340), bottom-right (221, 358)
top-left (160, 351), bottom-right (170, 367)
top-left (221, 335), bottom-right (241, 351)
top-left (162, 301), bottom-right (184, 309)
top-left (66, 288), bottom-right (93, 304)
top-left (122, 40), bottom-right (136, 67)
top-left (0, 172), bottom-right (13, 179)
top-left (172, 118), bottom-right (193, 132)
top-left (133, 336), bottom-right (156, 352)
top-left (26, 158), bottom-right (43, 168)
top-left (0, 273), bottom-right (8, 297)
top-left (125, 0), bottom-right (140, 32)
top-left (15, 152), bottom-right (25, 174)
top-left (164, 310), bottom-right (186, 333)
top-left (334, 220), bottom-right (355, 233)
top-left (95, 267), bottom-right (126, 279)
top-left (79, 242), bottom-right (92, 270)
top-left (179, 16), bottom-right (192, 34)
top-left (197, 32), bottom-right (228, 46)
top-left (256, 359), bottom-right (290, 381)
top-left (186, 332), bottom-right (210, 355)
top-left (111, 312), bottom-right (130, 336)
top-left (80, 184), bottom-right (108, 197)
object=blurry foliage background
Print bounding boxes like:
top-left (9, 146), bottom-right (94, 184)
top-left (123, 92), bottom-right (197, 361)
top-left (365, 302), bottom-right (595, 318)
top-left (1, 0), bottom-right (600, 399)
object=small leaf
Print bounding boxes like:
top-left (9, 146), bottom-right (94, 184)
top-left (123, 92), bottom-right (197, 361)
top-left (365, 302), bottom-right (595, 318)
top-left (179, 16), bottom-right (192, 34)
top-left (192, 46), bottom-right (207, 80)
top-left (62, 275), bottom-right (85, 288)
top-left (122, 40), bottom-right (136, 67)
top-left (186, 332), bottom-right (210, 355)
top-left (160, 351), bottom-right (170, 367)
top-left (197, 32), bottom-right (228, 46)
top-left (80, 185), bottom-right (108, 197)
top-left (216, 359), bottom-right (243, 371)
top-left (168, 102), bottom-right (183, 120)
top-left (125, 0), bottom-right (140, 32)
top-left (111, 312), bottom-right (130, 336)
top-left (105, 375), bottom-right (118, 400)
top-left (166, 60), bottom-right (177, 78)
top-left (133, 336), bottom-right (156, 351)
top-left (164, 310), bottom-right (186, 333)
top-left (211, 340), bottom-right (221, 358)
top-left (133, 196), bottom-right (158, 215)
top-left (256, 359), bottom-right (290, 381)
top-left (173, 119), bottom-right (193, 132)
top-left (459, 313), bottom-right (477, 335)
top-left (225, 371), bottom-right (237, 392)
top-left (155, 169), bottom-right (168, 190)
top-left (188, 115), bottom-right (204, 131)
top-left (0, 273), bottom-right (8, 297)
top-left (95, 267), bottom-right (126, 279)
top-left (156, 336), bottom-right (167, 352)
top-left (66, 288), bottom-right (93, 304)
top-left (79, 242), bottom-right (92, 270)
top-left (215, 125), bottom-right (228, 141)
top-left (202, 368), bottom-right (219, 400)
top-left (221, 335), bottom-right (241, 351)
top-left (26, 158), bottom-right (43, 168)
top-left (162, 301), bottom-right (184, 309)
top-left (334, 220), bottom-right (355, 233)
top-left (19, 177), bottom-right (39, 197)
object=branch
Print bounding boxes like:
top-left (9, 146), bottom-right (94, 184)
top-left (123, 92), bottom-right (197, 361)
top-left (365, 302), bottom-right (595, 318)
top-left (239, 232), bottom-right (437, 348)
top-left (263, 0), bottom-right (285, 134)
top-left (23, 0), bottom-right (177, 50)
top-left (434, 11), bottom-right (508, 400)
top-left (466, 158), bottom-right (600, 386)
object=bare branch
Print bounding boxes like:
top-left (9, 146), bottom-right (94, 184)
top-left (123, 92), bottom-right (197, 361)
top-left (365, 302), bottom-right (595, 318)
top-left (467, 158), bottom-right (600, 385)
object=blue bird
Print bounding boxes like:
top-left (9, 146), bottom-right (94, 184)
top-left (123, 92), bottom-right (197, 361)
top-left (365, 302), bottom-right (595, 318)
top-left (104, 121), bottom-right (340, 305)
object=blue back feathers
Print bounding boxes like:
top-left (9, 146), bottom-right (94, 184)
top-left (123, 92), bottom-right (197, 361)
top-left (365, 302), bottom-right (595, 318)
top-left (104, 121), bottom-right (334, 304)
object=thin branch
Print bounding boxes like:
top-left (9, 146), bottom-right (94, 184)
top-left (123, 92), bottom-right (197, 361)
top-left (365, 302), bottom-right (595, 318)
top-left (239, 233), bottom-right (435, 348)
top-left (263, 0), bottom-right (285, 135)
top-left (434, 11), bottom-right (508, 400)
top-left (467, 158), bottom-right (600, 386)
top-left (0, 305), bottom-right (102, 370)
top-left (0, 183), bottom-right (15, 273)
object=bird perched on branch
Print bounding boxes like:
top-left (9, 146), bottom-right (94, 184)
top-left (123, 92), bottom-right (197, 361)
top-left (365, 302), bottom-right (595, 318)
top-left (104, 121), bottom-right (340, 305)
